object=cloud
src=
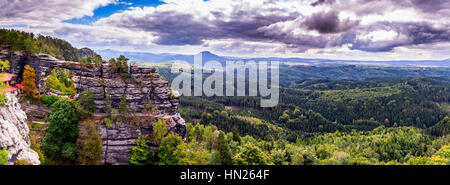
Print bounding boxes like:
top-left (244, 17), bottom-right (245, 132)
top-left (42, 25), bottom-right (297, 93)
top-left (341, 22), bottom-right (450, 52)
top-left (304, 11), bottom-right (359, 34)
top-left (0, 0), bottom-right (449, 60)
top-left (95, 1), bottom-right (301, 46)
top-left (0, 0), bottom-right (115, 25)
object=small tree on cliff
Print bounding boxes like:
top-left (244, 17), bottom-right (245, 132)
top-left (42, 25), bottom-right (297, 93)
top-left (23, 65), bottom-right (39, 99)
top-left (119, 93), bottom-right (130, 123)
top-left (76, 122), bottom-right (102, 165)
top-left (152, 119), bottom-right (168, 143)
top-left (77, 90), bottom-right (95, 118)
top-left (129, 134), bottom-right (151, 165)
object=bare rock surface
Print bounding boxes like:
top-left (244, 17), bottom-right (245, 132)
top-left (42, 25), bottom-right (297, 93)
top-left (0, 93), bottom-right (40, 165)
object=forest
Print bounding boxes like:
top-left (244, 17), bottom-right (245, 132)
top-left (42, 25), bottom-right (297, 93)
top-left (0, 29), bottom-right (98, 62)
top-left (162, 64), bottom-right (450, 165)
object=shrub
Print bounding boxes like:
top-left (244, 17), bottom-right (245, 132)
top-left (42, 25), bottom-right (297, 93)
top-left (152, 119), bottom-right (168, 143)
top-left (30, 136), bottom-right (45, 164)
top-left (41, 94), bottom-right (59, 107)
top-left (46, 68), bottom-right (76, 95)
top-left (0, 94), bottom-right (8, 105)
top-left (103, 118), bottom-right (112, 128)
top-left (0, 147), bottom-right (8, 165)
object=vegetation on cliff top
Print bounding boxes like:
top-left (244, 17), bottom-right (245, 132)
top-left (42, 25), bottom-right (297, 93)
top-left (0, 29), bottom-right (98, 62)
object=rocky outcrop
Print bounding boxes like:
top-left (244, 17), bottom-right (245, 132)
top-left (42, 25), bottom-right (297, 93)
top-left (0, 93), bottom-right (40, 165)
top-left (1, 51), bottom-right (180, 116)
top-left (77, 48), bottom-right (97, 59)
top-left (96, 114), bottom-right (185, 165)
top-left (1, 51), bottom-right (186, 164)
top-left (97, 123), bottom-right (153, 165)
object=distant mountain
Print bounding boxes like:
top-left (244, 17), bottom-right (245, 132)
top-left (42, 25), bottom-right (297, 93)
top-left (97, 49), bottom-right (450, 68)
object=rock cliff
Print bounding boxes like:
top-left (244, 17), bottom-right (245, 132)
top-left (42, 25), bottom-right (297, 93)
top-left (0, 93), bottom-right (40, 165)
top-left (1, 51), bottom-right (186, 164)
top-left (0, 50), bottom-right (185, 135)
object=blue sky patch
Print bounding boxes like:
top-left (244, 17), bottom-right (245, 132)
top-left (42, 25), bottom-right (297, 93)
top-left (0, 24), bottom-right (27, 28)
top-left (64, 0), bottom-right (165, 25)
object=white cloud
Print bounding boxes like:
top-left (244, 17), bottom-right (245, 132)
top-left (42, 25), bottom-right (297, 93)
top-left (0, 0), bottom-right (115, 25)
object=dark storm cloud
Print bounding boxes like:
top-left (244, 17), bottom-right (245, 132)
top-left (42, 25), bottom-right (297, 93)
top-left (304, 11), bottom-right (359, 34)
top-left (98, 9), bottom-right (300, 45)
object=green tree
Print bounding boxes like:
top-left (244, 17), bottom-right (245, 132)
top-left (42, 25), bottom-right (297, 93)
top-left (41, 99), bottom-right (79, 160)
top-left (152, 119), bottom-right (168, 143)
top-left (46, 69), bottom-right (76, 95)
top-left (119, 93), bottom-right (130, 122)
top-left (130, 134), bottom-right (151, 165)
top-left (93, 55), bottom-right (103, 66)
top-left (158, 132), bottom-right (183, 165)
top-left (61, 142), bottom-right (77, 160)
top-left (210, 131), bottom-right (232, 165)
top-left (234, 142), bottom-right (268, 165)
top-left (76, 122), bottom-right (102, 165)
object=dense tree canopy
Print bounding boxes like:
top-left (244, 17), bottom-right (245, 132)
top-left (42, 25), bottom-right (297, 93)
top-left (41, 99), bottom-right (79, 160)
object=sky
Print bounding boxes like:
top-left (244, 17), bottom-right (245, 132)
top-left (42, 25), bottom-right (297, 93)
top-left (0, 0), bottom-right (449, 61)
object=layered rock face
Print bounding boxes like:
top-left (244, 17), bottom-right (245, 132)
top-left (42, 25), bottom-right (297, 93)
top-left (96, 123), bottom-right (157, 165)
top-left (0, 93), bottom-right (40, 165)
top-left (1, 51), bottom-right (186, 164)
top-left (96, 116), bottom-right (186, 164)
top-left (1, 51), bottom-right (185, 134)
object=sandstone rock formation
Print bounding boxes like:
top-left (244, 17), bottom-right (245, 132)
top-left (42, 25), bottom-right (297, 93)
top-left (0, 93), bottom-right (40, 165)
top-left (1, 51), bottom-right (186, 164)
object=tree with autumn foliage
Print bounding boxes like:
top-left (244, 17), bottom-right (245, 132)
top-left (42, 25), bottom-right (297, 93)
top-left (23, 65), bottom-right (39, 99)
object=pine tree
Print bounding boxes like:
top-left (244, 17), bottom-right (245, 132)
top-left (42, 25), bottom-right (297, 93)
top-left (210, 131), bottom-right (232, 165)
top-left (119, 93), bottom-right (130, 123)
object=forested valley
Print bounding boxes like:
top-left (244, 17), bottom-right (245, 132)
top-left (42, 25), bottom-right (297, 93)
top-left (157, 64), bottom-right (450, 165)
